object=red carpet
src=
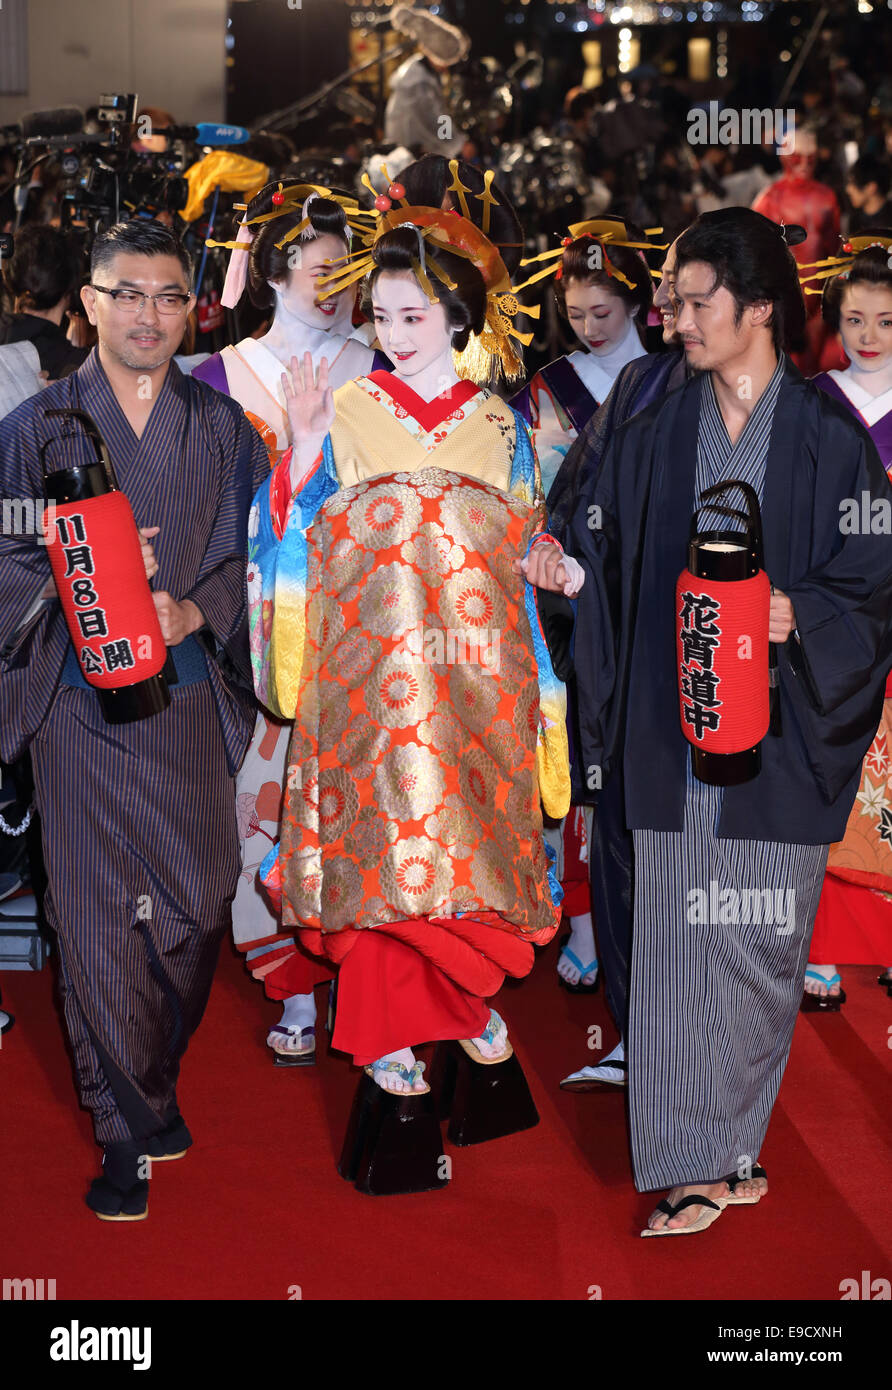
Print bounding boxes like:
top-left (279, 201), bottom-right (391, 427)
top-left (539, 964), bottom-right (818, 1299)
top-left (1, 933), bottom-right (890, 1301)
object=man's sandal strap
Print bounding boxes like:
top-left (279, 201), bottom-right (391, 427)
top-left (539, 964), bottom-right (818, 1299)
top-left (655, 1194), bottom-right (722, 1218)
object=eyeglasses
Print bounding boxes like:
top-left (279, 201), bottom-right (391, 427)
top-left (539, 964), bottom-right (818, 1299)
top-left (90, 285), bottom-right (192, 314)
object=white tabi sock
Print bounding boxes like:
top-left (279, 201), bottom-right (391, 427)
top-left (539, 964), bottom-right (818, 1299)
top-left (279, 991), bottom-right (316, 1032)
top-left (599, 1038), bottom-right (625, 1068)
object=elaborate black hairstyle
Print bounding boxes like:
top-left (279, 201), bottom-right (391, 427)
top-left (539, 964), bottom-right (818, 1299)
top-left (358, 224), bottom-right (487, 352)
top-left (822, 236), bottom-right (892, 332)
top-left (244, 179), bottom-right (351, 312)
top-left (553, 216), bottom-right (654, 329)
top-left (397, 154), bottom-right (524, 276)
top-left (674, 207), bottom-right (806, 353)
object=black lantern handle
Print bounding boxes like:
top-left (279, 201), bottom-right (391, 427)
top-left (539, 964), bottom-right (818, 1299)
top-left (39, 407), bottom-right (118, 492)
top-left (690, 478), bottom-right (765, 570)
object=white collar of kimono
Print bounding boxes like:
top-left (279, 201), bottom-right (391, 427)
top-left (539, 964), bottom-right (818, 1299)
top-left (829, 365), bottom-right (892, 426)
top-left (236, 306), bottom-right (368, 397)
top-left (566, 314), bottom-right (646, 404)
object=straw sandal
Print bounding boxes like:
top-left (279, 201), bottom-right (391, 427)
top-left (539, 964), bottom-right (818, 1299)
top-left (641, 1192), bottom-right (726, 1237)
top-left (720, 1164), bottom-right (767, 1205)
top-left (458, 1009), bottom-right (514, 1065)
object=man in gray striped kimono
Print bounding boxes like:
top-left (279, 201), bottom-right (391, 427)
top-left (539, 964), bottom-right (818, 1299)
top-left (529, 208), bottom-right (892, 1236)
top-left (0, 220), bottom-right (269, 1220)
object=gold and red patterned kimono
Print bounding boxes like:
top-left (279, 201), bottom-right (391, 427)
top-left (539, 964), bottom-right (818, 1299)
top-left (248, 370), bottom-right (568, 1061)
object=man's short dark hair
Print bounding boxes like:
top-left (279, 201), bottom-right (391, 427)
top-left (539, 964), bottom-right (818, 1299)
top-left (90, 220), bottom-right (193, 287)
top-left (674, 207), bottom-right (806, 354)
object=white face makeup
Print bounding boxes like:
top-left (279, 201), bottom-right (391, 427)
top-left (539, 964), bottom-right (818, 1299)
top-left (269, 231), bottom-right (353, 329)
top-left (563, 280), bottom-right (634, 355)
top-left (838, 282), bottom-right (892, 375)
top-left (371, 269), bottom-right (453, 379)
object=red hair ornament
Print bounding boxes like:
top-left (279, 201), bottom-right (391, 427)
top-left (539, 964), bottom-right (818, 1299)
top-left (676, 481), bottom-right (773, 786)
top-left (42, 408), bottom-right (170, 724)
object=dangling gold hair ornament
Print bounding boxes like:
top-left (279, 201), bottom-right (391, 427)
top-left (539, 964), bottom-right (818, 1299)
top-left (798, 233), bottom-right (892, 295)
top-left (206, 181), bottom-right (376, 308)
top-left (313, 158), bottom-right (538, 383)
top-left (513, 219), bottom-right (667, 293)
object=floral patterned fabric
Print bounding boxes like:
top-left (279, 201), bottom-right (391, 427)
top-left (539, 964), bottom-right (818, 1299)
top-left (825, 697), bottom-right (892, 894)
top-left (250, 377), bottom-right (567, 997)
top-left (276, 468), bottom-right (563, 947)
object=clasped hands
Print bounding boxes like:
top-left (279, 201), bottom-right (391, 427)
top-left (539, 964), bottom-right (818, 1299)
top-left (512, 543), bottom-right (797, 642)
top-left (513, 542), bottom-right (585, 597)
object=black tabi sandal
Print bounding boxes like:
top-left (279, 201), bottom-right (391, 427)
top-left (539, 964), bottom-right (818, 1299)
top-left (142, 1115), bottom-right (193, 1162)
top-left (641, 1192), bottom-right (725, 1237)
top-left (721, 1164), bottom-right (768, 1205)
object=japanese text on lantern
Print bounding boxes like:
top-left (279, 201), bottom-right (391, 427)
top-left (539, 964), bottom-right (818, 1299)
top-left (55, 512), bottom-right (135, 676)
top-left (679, 589), bottom-right (723, 740)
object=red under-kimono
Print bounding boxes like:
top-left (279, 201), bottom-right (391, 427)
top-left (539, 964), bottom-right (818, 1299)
top-left (249, 371), bottom-right (568, 1062)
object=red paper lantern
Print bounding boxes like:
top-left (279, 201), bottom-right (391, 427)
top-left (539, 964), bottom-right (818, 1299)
top-left (676, 481), bottom-right (771, 785)
top-left (42, 407), bottom-right (170, 724)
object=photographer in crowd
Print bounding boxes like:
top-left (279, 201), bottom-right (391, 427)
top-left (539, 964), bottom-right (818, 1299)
top-left (0, 223), bottom-right (89, 379)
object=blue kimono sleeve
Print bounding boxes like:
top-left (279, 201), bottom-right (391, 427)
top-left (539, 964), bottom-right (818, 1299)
top-left (247, 437), bottom-right (339, 715)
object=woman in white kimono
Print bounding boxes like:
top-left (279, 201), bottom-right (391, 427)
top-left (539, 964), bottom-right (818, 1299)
top-left (195, 180), bottom-right (390, 1062)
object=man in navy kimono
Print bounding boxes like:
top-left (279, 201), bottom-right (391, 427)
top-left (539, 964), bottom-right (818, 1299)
top-left (549, 235), bottom-right (685, 1092)
top-left (0, 220), bottom-right (269, 1220)
top-left (527, 208), bottom-right (892, 1237)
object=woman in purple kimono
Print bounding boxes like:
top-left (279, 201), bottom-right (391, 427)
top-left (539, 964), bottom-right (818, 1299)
top-left (807, 236), bottom-right (892, 1009)
top-left (509, 219), bottom-right (655, 992)
top-left (194, 181), bottom-right (390, 1063)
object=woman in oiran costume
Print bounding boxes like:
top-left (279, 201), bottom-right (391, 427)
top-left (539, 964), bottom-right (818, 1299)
top-left (510, 218), bottom-right (658, 495)
top-left (195, 180), bottom-right (389, 1063)
top-left (250, 166), bottom-right (583, 1093)
top-left (510, 219), bottom-right (660, 997)
top-left (800, 234), bottom-right (892, 1009)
